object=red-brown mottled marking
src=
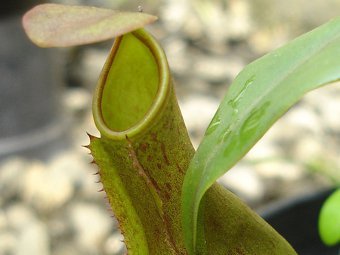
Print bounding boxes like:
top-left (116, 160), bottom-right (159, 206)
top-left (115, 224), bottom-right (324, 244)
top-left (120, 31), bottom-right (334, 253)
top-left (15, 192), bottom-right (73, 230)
top-left (175, 163), bottom-right (184, 175)
top-left (126, 135), bottom-right (161, 195)
top-left (160, 142), bottom-right (170, 166)
top-left (165, 183), bottom-right (172, 191)
top-left (139, 142), bottom-right (149, 153)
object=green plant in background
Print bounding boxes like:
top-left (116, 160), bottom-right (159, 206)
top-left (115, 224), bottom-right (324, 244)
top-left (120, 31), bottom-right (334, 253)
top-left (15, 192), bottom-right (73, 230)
top-left (23, 4), bottom-right (340, 254)
top-left (319, 189), bottom-right (340, 246)
top-left (308, 153), bottom-right (340, 247)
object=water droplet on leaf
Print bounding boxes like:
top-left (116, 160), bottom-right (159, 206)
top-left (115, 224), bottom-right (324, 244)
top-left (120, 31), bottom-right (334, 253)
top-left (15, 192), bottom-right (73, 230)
top-left (228, 75), bottom-right (255, 110)
top-left (205, 119), bottom-right (221, 136)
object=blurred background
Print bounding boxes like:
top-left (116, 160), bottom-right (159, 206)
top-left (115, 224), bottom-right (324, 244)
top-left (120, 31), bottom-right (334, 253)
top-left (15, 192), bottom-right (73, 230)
top-left (0, 0), bottom-right (339, 254)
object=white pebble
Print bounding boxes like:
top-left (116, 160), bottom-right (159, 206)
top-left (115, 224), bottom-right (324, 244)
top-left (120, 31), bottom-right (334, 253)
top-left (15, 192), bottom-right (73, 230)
top-left (218, 165), bottom-right (264, 204)
top-left (69, 203), bottom-right (114, 251)
top-left (6, 203), bottom-right (36, 231)
top-left (14, 220), bottom-right (50, 255)
top-left (0, 232), bottom-right (17, 254)
top-left (104, 232), bottom-right (126, 255)
top-left (255, 160), bottom-right (304, 181)
top-left (21, 161), bottom-right (74, 213)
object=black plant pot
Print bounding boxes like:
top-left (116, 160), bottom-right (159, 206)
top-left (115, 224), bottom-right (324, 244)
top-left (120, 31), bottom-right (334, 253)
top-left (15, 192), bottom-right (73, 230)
top-left (0, 2), bottom-right (68, 160)
top-left (261, 188), bottom-right (339, 255)
top-left (0, 1), bottom-right (42, 17)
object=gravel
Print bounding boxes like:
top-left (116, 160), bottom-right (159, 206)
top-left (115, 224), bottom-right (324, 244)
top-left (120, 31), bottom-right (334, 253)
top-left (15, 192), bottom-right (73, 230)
top-left (0, 1), bottom-right (339, 254)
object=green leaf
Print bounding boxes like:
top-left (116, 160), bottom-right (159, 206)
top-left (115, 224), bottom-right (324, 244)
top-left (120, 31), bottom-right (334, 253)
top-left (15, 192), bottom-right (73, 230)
top-left (22, 4), bottom-right (157, 47)
top-left (182, 17), bottom-right (340, 253)
top-left (319, 189), bottom-right (340, 246)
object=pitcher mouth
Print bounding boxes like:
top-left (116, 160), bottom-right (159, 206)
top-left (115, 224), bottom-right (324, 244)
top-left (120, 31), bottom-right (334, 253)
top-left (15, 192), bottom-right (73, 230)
top-left (92, 29), bottom-right (170, 140)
